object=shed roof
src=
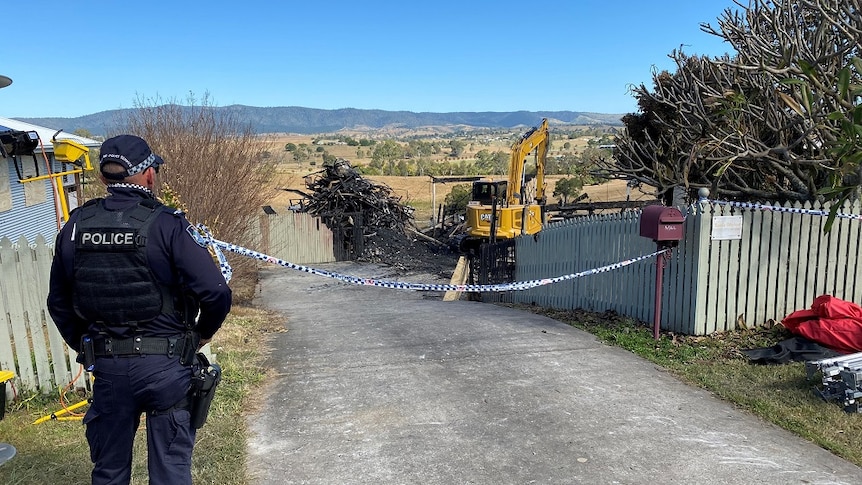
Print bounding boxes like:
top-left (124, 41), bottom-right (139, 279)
top-left (0, 116), bottom-right (101, 152)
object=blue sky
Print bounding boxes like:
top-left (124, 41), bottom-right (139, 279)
top-left (2, 1), bottom-right (739, 118)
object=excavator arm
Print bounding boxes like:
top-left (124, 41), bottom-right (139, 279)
top-left (506, 118), bottom-right (549, 206)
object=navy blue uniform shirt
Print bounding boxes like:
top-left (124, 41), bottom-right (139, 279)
top-left (47, 184), bottom-right (232, 351)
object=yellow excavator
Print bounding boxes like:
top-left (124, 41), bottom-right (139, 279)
top-left (460, 118), bottom-right (549, 252)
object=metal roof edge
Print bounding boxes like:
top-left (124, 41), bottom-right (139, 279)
top-left (0, 116), bottom-right (101, 151)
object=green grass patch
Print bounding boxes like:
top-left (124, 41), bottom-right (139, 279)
top-left (527, 306), bottom-right (862, 467)
top-left (0, 306), bottom-right (283, 485)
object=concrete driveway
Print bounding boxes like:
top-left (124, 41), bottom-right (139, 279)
top-left (248, 262), bottom-right (862, 484)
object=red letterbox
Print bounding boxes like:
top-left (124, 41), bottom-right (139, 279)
top-left (639, 205), bottom-right (685, 242)
top-left (640, 205), bottom-right (685, 340)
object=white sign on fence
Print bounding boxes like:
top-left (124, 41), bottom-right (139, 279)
top-left (711, 215), bottom-right (743, 240)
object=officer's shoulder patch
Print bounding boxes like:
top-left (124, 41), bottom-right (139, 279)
top-left (156, 204), bottom-right (184, 217)
top-left (186, 224), bottom-right (209, 248)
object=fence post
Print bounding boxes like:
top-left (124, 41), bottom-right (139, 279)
top-left (689, 201), bottom-right (712, 334)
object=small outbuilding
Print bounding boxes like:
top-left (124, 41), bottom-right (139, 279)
top-left (0, 116), bottom-right (101, 243)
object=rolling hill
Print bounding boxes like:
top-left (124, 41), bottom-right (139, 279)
top-left (15, 105), bottom-right (625, 136)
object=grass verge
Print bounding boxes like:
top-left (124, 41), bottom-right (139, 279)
top-left (0, 305), bottom-right (283, 485)
top-left (524, 306), bottom-right (862, 467)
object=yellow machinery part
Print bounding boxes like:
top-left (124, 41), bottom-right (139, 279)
top-left (465, 204), bottom-right (543, 239)
top-left (0, 370), bottom-right (13, 384)
top-left (52, 138), bottom-right (93, 169)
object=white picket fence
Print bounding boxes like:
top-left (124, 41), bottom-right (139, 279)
top-left (0, 211), bottom-right (337, 397)
top-left (0, 235), bottom-right (86, 400)
top-left (507, 200), bottom-right (862, 335)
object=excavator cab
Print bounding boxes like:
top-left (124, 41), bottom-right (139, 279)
top-left (471, 180), bottom-right (507, 206)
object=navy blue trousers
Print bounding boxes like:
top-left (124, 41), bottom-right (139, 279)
top-left (84, 354), bottom-right (195, 485)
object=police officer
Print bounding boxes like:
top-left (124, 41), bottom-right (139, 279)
top-left (47, 134), bottom-right (232, 485)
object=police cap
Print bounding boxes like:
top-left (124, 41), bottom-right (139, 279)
top-left (99, 135), bottom-right (165, 180)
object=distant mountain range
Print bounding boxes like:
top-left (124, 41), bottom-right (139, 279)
top-left (14, 105), bottom-right (625, 136)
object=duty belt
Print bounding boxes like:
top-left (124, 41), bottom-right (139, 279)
top-left (93, 336), bottom-right (186, 357)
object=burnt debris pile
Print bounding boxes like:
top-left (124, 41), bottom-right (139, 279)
top-left (302, 158), bottom-right (413, 233)
top-left (299, 159), bottom-right (457, 275)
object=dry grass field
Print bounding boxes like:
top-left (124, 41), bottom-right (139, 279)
top-left (265, 173), bottom-right (655, 226)
top-left (260, 130), bottom-right (653, 225)
top-left (264, 130), bottom-right (602, 164)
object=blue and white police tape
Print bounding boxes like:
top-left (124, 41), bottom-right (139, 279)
top-left (699, 197), bottom-right (862, 221)
top-left (195, 225), bottom-right (669, 292)
top-left (197, 225), bottom-right (233, 283)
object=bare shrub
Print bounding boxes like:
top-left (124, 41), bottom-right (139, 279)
top-left (116, 93), bottom-right (276, 302)
top-left (609, 0), bottom-right (862, 204)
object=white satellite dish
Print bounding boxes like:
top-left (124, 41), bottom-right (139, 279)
top-left (0, 75), bottom-right (12, 89)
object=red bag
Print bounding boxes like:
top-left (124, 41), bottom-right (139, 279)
top-left (782, 295), bottom-right (862, 354)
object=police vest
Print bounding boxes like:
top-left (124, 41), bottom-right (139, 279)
top-left (72, 198), bottom-right (177, 327)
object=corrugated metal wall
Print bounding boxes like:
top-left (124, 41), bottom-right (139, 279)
top-left (0, 157), bottom-right (62, 244)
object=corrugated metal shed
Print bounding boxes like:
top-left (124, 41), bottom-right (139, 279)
top-left (0, 117), bottom-right (101, 244)
top-left (1, 160), bottom-right (59, 243)
top-left (0, 116), bottom-right (100, 152)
